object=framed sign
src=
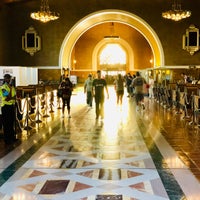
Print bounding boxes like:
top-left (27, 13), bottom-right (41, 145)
top-left (182, 24), bottom-right (199, 55)
top-left (22, 26), bottom-right (41, 56)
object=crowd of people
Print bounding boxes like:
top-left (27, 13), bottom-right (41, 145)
top-left (0, 70), bottom-right (153, 145)
top-left (83, 70), bottom-right (154, 118)
top-left (1, 70), bottom-right (196, 145)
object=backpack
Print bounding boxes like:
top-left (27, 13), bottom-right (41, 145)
top-left (187, 76), bottom-right (192, 83)
top-left (134, 77), bottom-right (143, 86)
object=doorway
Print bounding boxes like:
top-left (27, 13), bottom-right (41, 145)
top-left (59, 9), bottom-right (164, 75)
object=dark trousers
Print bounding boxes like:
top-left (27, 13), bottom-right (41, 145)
top-left (62, 96), bottom-right (71, 111)
top-left (86, 91), bottom-right (93, 107)
top-left (95, 97), bottom-right (104, 118)
top-left (0, 114), bottom-right (2, 130)
top-left (2, 104), bottom-right (16, 143)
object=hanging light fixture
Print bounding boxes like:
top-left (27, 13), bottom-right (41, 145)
top-left (30, 0), bottom-right (59, 23)
top-left (104, 22), bottom-right (120, 39)
top-left (162, 0), bottom-right (191, 21)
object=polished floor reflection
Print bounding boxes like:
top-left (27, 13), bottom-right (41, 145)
top-left (0, 86), bottom-right (200, 200)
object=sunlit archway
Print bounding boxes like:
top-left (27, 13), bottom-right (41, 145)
top-left (59, 9), bottom-right (164, 73)
top-left (100, 44), bottom-right (126, 65)
top-left (99, 43), bottom-right (127, 77)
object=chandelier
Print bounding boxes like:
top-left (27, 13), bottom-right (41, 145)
top-left (162, 0), bottom-right (191, 21)
top-left (30, 0), bottom-right (59, 23)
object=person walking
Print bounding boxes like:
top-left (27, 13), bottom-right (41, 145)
top-left (148, 76), bottom-right (154, 99)
top-left (0, 74), bottom-right (17, 144)
top-left (125, 73), bottom-right (132, 97)
top-left (92, 70), bottom-right (109, 120)
top-left (59, 77), bottom-right (73, 118)
top-left (131, 71), bottom-right (147, 111)
top-left (114, 73), bottom-right (124, 105)
top-left (84, 74), bottom-right (93, 108)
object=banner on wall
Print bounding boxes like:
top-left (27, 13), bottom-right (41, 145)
top-left (3, 68), bottom-right (13, 76)
top-left (0, 67), bottom-right (38, 86)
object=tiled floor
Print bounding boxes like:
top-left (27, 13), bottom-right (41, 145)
top-left (0, 86), bottom-right (200, 200)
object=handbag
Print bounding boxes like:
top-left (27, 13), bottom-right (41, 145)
top-left (57, 89), bottom-right (63, 97)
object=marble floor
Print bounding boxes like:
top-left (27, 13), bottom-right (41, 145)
top-left (0, 86), bottom-right (200, 200)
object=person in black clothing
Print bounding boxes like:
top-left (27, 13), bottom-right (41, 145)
top-left (125, 73), bottom-right (132, 97)
top-left (92, 70), bottom-right (109, 120)
top-left (1, 74), bottom-right (17, 144)
top-left (59, 77), bottom-right (73, 118)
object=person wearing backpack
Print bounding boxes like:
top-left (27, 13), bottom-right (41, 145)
top-left (131, 71), bottom-right (147, 111)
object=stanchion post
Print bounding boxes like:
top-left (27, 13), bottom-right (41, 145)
top-left (15, 99), bottom-right (23, 133)
top-left (49, 91), bottom-right (54, 113)
top-left (23, 94), bottom-right (33, 130)
top-left (35, 88), bottom-right (42, 123)
top-left (43, 90), bottom-right (50, 118)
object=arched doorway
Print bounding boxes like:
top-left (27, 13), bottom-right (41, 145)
top-left (59, 9), bottom-right (164, 74)
top-left (99, 43), bottom-right (126, 70)
top-left (92, 36), bottom-right (134, 73)
top-left (98, 43), bottom-right (127, 83)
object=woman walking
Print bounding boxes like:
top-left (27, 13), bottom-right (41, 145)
top-left (59, 77), bottom-right (73, 118)
top-left (114, 74), bottom-right (124, 105)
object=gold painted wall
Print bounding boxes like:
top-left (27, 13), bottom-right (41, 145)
top-left (0, 0), bottom-right (200, 82)
top-left (73, 23), bottom-right (152, 72)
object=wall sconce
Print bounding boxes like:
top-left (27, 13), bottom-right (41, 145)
top-left (183, 24), bottom-right (199, 55)
top-left (22, 26), bottom-right (41, 56)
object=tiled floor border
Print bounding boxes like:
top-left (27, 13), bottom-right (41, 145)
top-left (136, 117), bottom-right (186, 199)
top-left (0, 124), bottom-right (60, 186)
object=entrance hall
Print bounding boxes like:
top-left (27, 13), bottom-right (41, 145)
top-left (0, 86), bottom-right (200, 200)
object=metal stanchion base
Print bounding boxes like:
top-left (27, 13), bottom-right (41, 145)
top-left (188, 120), bottom-right (196, 125)
top-left (183, 115), bottom-right (191, 119)
top-left (43, 114), bottom-right (50, 118)
top-left (24, 126), bottom-right (33, 130)
top-left (35, 119), bottom-right (42, 123)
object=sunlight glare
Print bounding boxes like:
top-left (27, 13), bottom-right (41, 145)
top-left (100, 44), bottom-right (126, 65)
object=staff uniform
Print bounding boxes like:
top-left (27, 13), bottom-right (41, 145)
top-left (1, 75), bottom-right (16, 144)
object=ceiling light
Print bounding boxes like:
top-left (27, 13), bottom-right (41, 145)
top-left (162, 0), bottom-right (191, 21)
top-left (30, 0), bottom-right (59, 23)
top-left (104, 36), bottom-right (120, 39)
top-left (104, 22), bottom-right (120, 39)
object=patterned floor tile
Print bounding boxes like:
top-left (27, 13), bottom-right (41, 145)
top-left (0, 87), bottom-right (199, 199)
